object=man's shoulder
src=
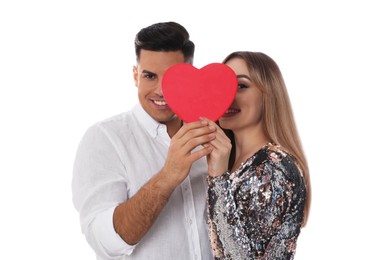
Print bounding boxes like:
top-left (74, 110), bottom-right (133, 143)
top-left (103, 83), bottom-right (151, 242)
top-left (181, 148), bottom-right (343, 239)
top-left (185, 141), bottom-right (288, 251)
top-left (99, 111), bottom-right (132, 126)
top-left (83, 104), bottom-right (151, 140)
top-left (96, 104), bottom-right (141, 127)
top-left (84, 108), bottom-right (136, 136)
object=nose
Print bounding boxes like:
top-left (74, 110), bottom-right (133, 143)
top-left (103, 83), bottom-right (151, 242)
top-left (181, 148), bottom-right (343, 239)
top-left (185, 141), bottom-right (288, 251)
top-left (155, 79), bottom-right (164, 97)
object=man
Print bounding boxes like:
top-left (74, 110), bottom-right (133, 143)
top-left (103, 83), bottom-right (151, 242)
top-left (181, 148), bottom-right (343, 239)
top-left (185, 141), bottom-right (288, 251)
top-left (72, 22), bottom-right (216, 259)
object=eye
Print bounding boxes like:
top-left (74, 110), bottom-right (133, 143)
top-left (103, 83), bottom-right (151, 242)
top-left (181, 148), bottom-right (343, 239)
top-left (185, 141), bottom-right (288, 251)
top-left (238, 83), bottom-right (248, 90)
top-left (142, 72), bottom-right (157, 80)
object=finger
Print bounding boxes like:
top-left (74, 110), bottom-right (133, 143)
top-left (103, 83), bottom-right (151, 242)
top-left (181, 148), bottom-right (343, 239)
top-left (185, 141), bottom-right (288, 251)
top-left (209, 137), bottom-right (224, 149)
top-left (209, 136), bottom-right (231, 152)
top-left (206, 125), bottom-right (231, 145)
top-left (179, 125), bottom-right (217, 148)
top-left (182, 132), bottom-right (216, 153)
top-left (198, 118), bottom-right (231, 150)
top-left (188, 145), bottom-right (213, 162)
top-left (199, 117), bottom-right (227, 137)
top-left (174, 120), bottom-right (209, 140)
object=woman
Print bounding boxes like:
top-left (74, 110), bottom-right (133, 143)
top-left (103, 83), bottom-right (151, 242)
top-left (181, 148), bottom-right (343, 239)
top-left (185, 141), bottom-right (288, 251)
top-left (204, 51), bottom-right (311, 260)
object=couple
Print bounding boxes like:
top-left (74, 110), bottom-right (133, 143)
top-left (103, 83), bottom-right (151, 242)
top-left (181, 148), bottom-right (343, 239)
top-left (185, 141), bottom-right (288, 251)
top-left (72, 21), bottom-right (311, 260)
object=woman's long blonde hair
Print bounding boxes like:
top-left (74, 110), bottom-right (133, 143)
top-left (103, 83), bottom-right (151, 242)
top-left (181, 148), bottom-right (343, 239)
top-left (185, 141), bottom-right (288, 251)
top-left (223, 51), bottom-right (311, 226)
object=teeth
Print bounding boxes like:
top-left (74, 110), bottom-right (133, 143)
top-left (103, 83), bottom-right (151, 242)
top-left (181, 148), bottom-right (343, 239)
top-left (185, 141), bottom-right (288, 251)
top-left (154, 100), bottom-right (167, 106)
top-left (226, 108), bottom-right (239, 113)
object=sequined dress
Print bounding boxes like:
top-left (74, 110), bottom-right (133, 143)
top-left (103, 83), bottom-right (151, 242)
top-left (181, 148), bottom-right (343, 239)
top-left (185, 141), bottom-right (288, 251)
top-left (207, 143), bottom-right (306, 260)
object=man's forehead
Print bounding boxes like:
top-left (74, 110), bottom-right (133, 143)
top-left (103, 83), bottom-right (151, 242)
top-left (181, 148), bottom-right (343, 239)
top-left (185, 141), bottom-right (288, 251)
top-left (137, 50), bottom-right (186, 73)
top-left (139, 49), bottom-right (185, 62)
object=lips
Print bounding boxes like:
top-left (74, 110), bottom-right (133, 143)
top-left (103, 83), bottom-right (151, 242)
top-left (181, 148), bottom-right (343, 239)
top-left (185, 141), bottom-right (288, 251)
top-left (222, 107), bottom-right (240, 117)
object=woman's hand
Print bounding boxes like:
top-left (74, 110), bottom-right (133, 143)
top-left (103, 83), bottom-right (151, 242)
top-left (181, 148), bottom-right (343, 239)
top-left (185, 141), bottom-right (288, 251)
top-left (200, 117), bottom-right (232, 177)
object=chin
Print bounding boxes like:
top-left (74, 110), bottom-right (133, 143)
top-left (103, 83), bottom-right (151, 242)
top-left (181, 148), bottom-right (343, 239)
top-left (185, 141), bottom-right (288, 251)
top-left (155, 113), bottom-right (179, 123)
top-left (218, 120), bottom-right (233, 130)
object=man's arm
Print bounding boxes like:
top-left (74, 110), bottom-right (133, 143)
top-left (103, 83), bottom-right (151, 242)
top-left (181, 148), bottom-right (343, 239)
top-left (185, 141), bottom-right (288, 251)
top-left (113, 120), bottom-right (216, 245)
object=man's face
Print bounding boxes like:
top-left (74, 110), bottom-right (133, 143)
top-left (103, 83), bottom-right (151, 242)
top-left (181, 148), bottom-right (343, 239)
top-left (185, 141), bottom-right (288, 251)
top-left (133, 50), bottom-right (185, 123)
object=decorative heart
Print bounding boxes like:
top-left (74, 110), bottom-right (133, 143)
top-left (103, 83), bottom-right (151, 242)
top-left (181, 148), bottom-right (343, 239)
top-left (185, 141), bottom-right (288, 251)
top-left (162, 63), bottom-right (237, 123)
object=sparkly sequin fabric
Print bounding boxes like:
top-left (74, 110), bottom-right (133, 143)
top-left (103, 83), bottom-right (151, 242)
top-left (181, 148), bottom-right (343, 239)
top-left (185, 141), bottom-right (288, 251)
top-left (207, 143), bottom-right (306, 260)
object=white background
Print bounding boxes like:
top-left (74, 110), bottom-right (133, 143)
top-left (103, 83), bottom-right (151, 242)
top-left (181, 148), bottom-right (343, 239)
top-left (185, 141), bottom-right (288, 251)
top-left (1, 0), bottom-right (389, 259)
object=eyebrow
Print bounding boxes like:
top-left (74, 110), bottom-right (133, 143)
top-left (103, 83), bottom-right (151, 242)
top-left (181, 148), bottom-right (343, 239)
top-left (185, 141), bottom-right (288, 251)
top-left (236, 74), bottom-right (252, 81)
top-left (141, 69), bottom-right (157, 76)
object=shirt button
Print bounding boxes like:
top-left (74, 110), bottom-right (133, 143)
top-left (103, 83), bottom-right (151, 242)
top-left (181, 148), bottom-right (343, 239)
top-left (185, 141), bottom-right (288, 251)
top-left (189, 219), bottom-right (192, 225)
top-left (194, 254), bottom-right (197, 259)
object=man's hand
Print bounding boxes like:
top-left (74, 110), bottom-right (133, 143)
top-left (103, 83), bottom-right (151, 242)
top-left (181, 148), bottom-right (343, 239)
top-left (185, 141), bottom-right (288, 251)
top-left (161, 120), bottom-right (216, 187)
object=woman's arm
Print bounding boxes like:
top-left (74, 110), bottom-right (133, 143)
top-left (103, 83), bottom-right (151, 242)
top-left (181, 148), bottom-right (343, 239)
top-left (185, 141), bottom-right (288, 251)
top-left (207, 146), bottom-right (306, 259)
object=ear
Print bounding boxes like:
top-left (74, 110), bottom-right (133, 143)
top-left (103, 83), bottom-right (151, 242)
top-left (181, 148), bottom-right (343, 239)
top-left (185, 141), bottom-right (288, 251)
top-left (133, 65), bottom-right (139, 87)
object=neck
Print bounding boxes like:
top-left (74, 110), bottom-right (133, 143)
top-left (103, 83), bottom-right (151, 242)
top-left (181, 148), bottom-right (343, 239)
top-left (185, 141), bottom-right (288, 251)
top-left (232, 127), bottom-right (270, 171)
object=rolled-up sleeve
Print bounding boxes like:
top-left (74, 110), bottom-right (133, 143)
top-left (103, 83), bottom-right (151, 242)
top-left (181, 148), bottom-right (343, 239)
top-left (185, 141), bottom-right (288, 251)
top-left (72, 124), bottom-right (134, 259)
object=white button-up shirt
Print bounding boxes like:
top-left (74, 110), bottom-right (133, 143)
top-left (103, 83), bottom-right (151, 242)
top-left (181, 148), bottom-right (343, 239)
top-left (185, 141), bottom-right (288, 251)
top-left (72, 104), bottom-right (213, 260)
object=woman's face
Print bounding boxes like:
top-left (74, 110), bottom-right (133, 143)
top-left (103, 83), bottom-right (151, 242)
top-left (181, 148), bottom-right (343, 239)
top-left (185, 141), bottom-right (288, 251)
top-left (219, 57), bottom-right (264, 132)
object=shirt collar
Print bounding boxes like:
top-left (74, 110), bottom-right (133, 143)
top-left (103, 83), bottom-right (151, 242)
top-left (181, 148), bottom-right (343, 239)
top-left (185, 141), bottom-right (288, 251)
top-left (133, 103), bottom-right (168, 139)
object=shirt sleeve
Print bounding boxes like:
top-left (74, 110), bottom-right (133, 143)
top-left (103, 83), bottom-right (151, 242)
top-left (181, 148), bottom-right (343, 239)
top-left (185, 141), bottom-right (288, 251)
top-left (72, 124), bottom-right (135, 259)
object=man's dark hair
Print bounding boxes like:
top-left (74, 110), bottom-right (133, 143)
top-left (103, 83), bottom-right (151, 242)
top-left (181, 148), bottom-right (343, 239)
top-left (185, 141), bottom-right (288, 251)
top-left (135, 21), bottom-right (195, 63)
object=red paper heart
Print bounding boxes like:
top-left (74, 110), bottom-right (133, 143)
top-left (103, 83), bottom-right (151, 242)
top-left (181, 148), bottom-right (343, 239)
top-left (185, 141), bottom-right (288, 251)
top-left (162, 63), bottom-right (237, 123)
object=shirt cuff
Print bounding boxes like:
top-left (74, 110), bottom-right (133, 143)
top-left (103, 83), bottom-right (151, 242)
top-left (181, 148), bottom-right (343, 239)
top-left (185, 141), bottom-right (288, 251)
top-left (93, 206), bottom-right (135, 257)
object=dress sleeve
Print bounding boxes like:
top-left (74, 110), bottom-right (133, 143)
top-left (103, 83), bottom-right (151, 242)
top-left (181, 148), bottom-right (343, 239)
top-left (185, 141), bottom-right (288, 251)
top-left (254, 153), bottom-right (305, 259)
top-left (72, 124), bottom-right (134, 259)
top-left (207, 172), bottom-right (236, 259)
top-left (207, 150), bottom-right (305, 260)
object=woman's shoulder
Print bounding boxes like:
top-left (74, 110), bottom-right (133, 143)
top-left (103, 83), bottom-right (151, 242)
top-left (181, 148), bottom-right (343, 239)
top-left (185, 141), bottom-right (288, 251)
top-left (253, 143), bottom-right (292, 163)
top-left (264, 143), bottom-right (294, 161)
top-left (254, 143), bottom-right (302, 178)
